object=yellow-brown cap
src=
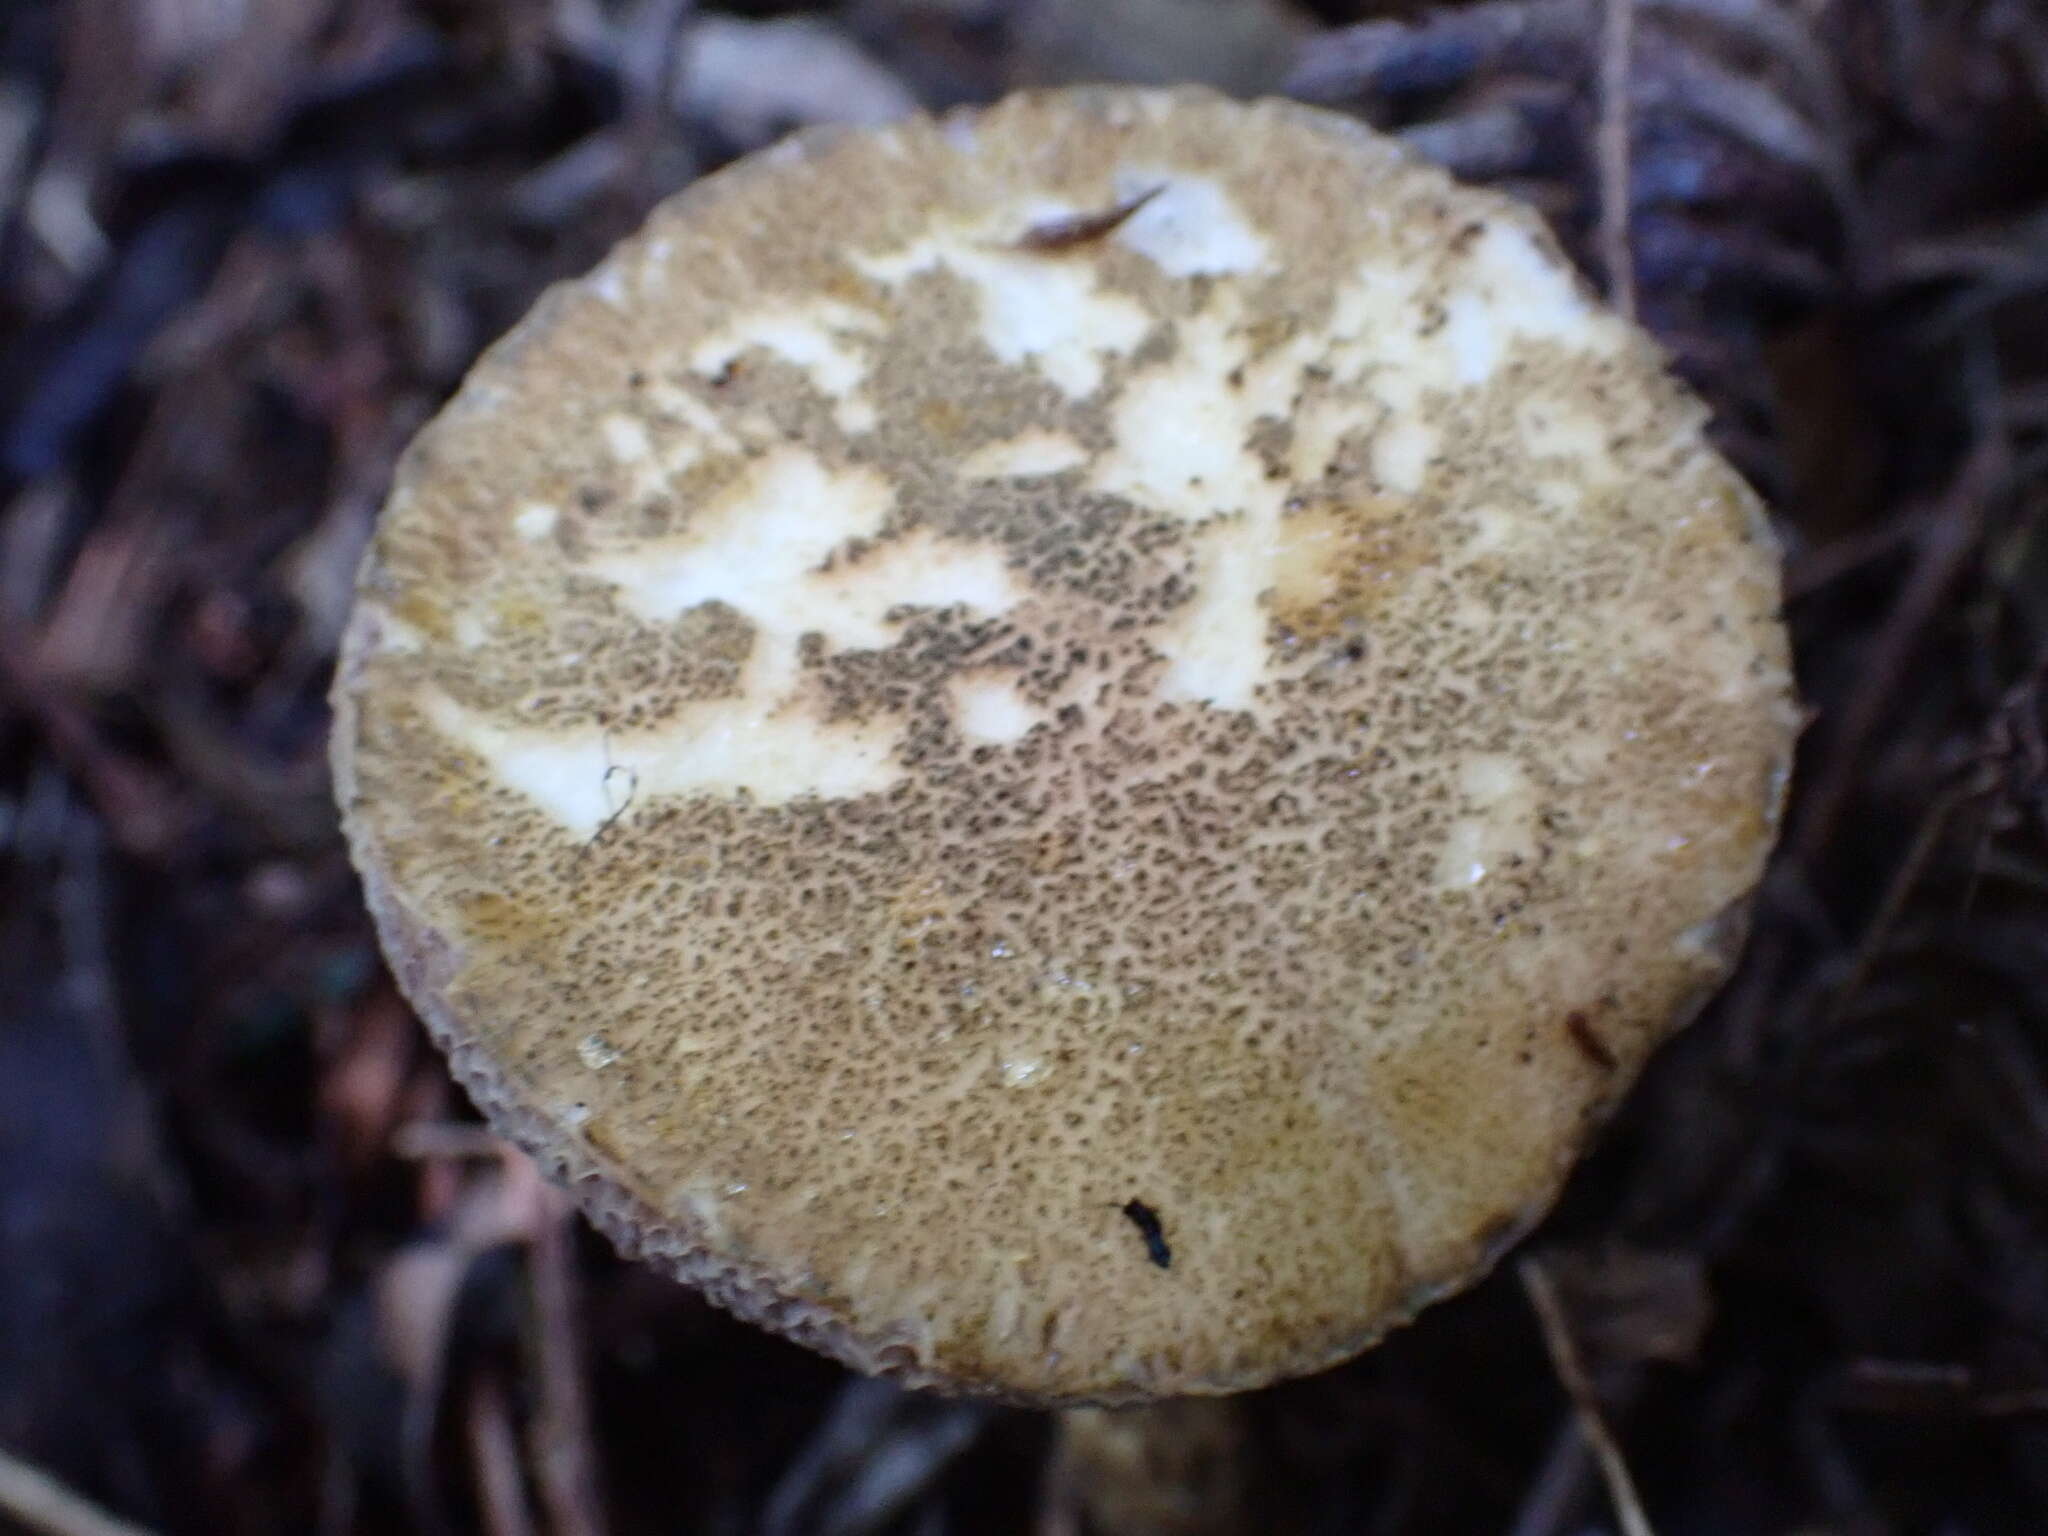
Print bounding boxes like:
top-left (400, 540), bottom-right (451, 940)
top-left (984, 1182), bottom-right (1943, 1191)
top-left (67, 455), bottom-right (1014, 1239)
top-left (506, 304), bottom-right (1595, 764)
top-left (331, 86), bottom-right (1797, 1404)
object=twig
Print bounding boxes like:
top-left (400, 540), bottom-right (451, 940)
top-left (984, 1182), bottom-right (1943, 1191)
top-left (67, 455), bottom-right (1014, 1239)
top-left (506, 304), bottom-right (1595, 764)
top-left (1814, 660), bottom-right (2048, 1019)
top-left (1520, 1257), bottom-right (1656, 1536)
top-left (1505, 1420), bottom-right (1593, 1536)
top-left (624, 0), bottom-right (696, 194)
top-left (761, 1378), bottom-right (987, 1536)
top-left (0, 615), bottom-right (184, 856)
top-left (391, 1120), bottom-right (510, 1161)
top-left (1783, 506), bottom-right (1934, 599)
top-left (1794, 430), bottom-right (2008, 863)
top-left (1598, 0), bottom-right (1636, 315)
top-left (1817, 772), bottom-right (1980, 1027)
top-left (528, 1185), bottom-right (610, 1536)
top-left (0, 1446), bottom-right (159, 1536)
top-left (821, 1409), bottom-right (988, 1536)
top-left (469, 1375), bottom-right (540, 1536)
top-left (1838, 1359), bottom-right (2048, 1417)
top-left (1644, 0), bottom-right (1842, 126)
top-left (762, 1379), bottom-right (905, 1536)
top-left (645, 0), bottom-right (697, 137)
top-left (0, 75), bottom-right (51, 280)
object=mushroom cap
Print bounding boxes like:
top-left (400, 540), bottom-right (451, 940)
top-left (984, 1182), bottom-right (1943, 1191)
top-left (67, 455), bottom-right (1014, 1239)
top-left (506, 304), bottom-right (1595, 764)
top-left (332, 86), bottom-right (1797, 1404)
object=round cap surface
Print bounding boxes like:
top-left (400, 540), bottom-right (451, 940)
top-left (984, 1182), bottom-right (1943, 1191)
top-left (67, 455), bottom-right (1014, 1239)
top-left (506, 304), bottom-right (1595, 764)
top-left (332, 87), bottom-right (1796, 1402)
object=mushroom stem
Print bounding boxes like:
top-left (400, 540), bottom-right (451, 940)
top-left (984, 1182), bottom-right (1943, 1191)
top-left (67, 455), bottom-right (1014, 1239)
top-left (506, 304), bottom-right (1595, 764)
top-left (1042, 1400), bottom-right (1248, 1536)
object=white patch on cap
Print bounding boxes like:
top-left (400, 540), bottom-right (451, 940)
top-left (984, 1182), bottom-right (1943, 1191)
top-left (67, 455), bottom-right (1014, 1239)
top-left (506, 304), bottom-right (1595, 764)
top-left (513, 502), bottom-right (559, 541)
top-left (436, 203), bottom-right (1651, 826)
top-left (588, 259), bottom-right (629, 308)
top-left (1288, 397), bottom-right (1356, 485)
top-left (1372, 416), bottom-right (1435, 494)
top-left (1433, 754), bottom-right (1539, 891)
top-left (375, 612), bottom-right (426, 654)
top-left (1460, 504), bottom-right (1526, 558)
top-left (603, 414), bottom-right (652, 463)
top-left (690, 301), bottom-right (884, 435)
top-left (1345, 219), bottom-right (1620, 401)
top-left (423, 447), bottom-right (1045, 827)
top-left (639, 382), bottom-right (744, 482)
top-left (1112, 173), bottom-right (1270, 277)
top-left (1038, 210), bottom-right (1633, 714)
top-left (593, 443), bottom-right (1023, 682)
top-left (649, 383), bottom-right (740, 448)
top-left (591, 448), bottom-right (891, 621)
top-left (1323, 260), bottom-right (1433, 387)
top-left (1317, 265), bottom-right (1447, 484)
top-left (424, 688), bottom-right (905, 839)
top-left (857, 233), bottom-right (1151, 398)
top-left (1463, 218), bottom-right (1604, 340)
top-left (950, 674), bottom-right (1039, 746)
top-left (424, 693), bottom-right (612, 837)
top-left (957, 431), bottom-right (1088, 481)
top-left (1090, 299), bottom-right (1322, 711)
top-left (604, 410), bottom-right (703, 503)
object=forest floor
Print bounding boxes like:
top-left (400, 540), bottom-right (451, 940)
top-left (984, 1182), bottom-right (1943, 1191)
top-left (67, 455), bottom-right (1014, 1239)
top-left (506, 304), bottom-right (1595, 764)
top-left (1, 1), bottom-right (2046, 1533)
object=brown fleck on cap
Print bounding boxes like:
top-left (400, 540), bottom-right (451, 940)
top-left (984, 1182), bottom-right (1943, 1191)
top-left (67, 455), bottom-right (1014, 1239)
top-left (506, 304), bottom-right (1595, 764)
top-left (332, 87), bottom-right (1798, 1403)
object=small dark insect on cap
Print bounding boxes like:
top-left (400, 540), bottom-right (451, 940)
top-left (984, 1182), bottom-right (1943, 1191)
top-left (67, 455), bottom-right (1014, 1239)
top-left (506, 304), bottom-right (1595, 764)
top-left (1122, 1199), bottom-right (1172, 1269)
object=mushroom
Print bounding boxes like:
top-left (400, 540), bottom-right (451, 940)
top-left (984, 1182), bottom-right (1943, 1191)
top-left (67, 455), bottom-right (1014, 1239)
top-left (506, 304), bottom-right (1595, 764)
top-left (331, 86), bottom-right (1797, 1404)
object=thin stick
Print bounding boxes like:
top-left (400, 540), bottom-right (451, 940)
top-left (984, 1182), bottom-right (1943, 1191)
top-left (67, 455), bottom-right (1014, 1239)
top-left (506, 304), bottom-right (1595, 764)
top-left (647, 0), bottom-right (697, 129)
top-left (528, 1185), bottom-right (610, 1536)
top-left (1794, 432), bottom-right (2005, 863)
top-left (1598, 0), bottom-right (1637, 316)
top-left (0, 1446), bottom-right (160, 1536)
top-left (1505, 1420), bottom-right (1593, 1536)
top-left (469, 1375), bottom-right (540, 1536)
top-left (391, 1120), bottom-right (508, 1161)
top-left (625, 0), bottom-right (697, 197)
top-left (1520, 1257), bottom-right (1657, 1536)
top-left (1819, 773), bottom-right (1978, 1027)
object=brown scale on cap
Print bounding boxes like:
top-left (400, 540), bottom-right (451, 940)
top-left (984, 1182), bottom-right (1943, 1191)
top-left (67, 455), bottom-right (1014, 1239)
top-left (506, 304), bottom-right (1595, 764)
top-left (331, 87), bottom-right (1798, 1403)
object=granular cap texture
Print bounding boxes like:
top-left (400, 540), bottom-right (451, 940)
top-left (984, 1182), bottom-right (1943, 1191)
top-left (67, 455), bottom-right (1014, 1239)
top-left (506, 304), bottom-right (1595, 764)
top-left (332, 87), bottom-right (1798, 1403)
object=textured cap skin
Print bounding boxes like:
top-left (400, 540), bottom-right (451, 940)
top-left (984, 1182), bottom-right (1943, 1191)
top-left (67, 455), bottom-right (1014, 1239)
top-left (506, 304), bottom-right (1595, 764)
top-left (332, 87), bottom-right (1798, 1404)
